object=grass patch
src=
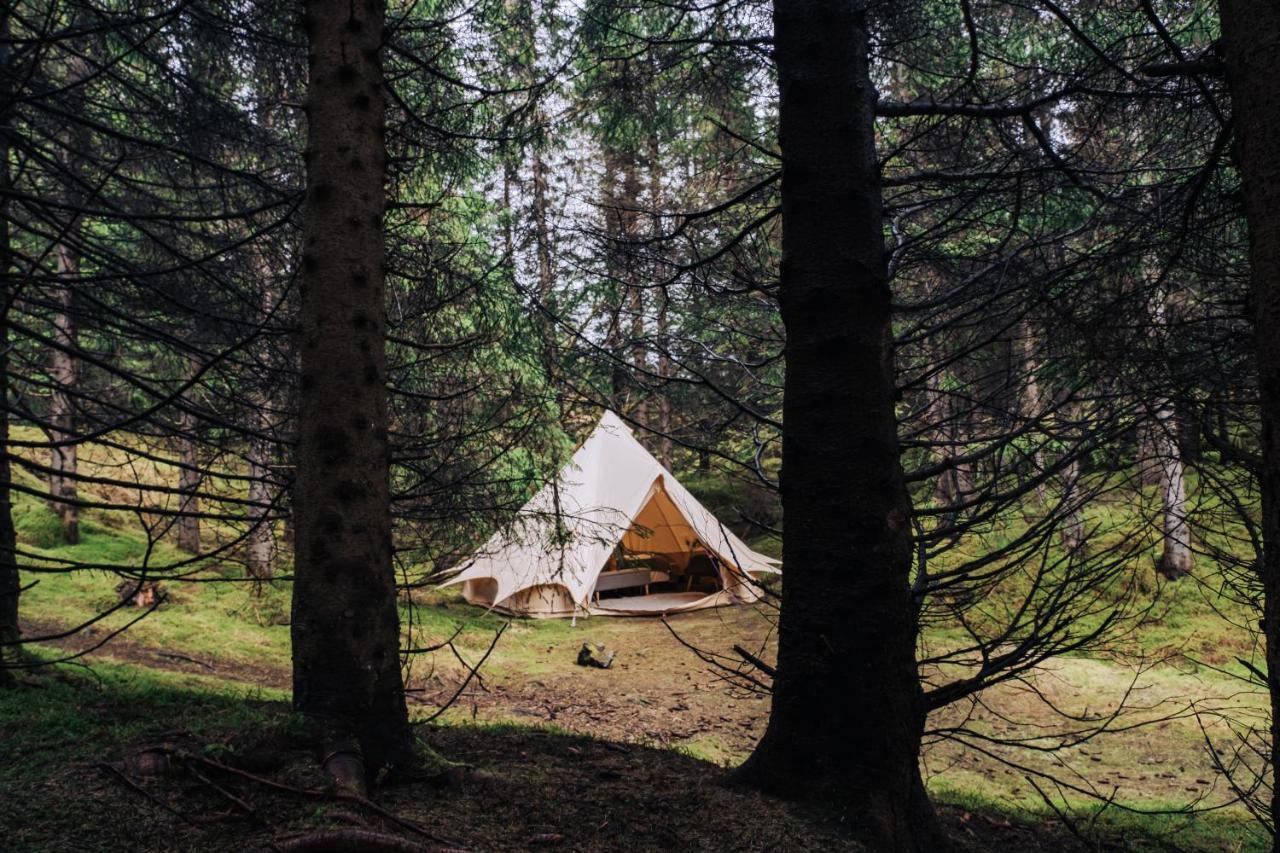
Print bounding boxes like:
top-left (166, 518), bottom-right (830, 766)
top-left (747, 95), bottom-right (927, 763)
top-left (1, 650), bottom-right (288, 785)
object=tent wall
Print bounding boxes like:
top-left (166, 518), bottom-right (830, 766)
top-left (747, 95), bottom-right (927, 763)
top-left (463, 582), bottom-right (578, 618)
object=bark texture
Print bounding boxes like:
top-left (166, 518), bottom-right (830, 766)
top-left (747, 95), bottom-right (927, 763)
top-left (290, 0), bottom-right (411, 775)
top-left (1219, 0), bottom-right (1280, 842)
top-left (735, 2), bottom-right (947, 849)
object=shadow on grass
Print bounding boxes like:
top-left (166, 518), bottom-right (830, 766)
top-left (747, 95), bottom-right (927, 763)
top-left (0, 657), bottom-right (1266, 853)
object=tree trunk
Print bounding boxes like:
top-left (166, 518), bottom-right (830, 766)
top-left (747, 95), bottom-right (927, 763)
top-left (1018, 320), bottom-right (1048, 501)
top-left (1154, 398), bottom-right (1192, 579)
top-left (927, 357), bottom-right (972, 512)
top-left (601, 151), bottom-right (630, 412)
top-left (647, 133), bottom-right (673, 467)
top-left (532, 146), bottom-right (554, 307)
top-left (655, 291), bottom-right (673, 467)
top-left (1136, 412), bottom-right (1163, 487)
top-left (1059, 456), bottom-right (1087, 555)
top-left (0, 11), bottom-right (20, 686)
top-left (46, 29), bottom-right (91, 547)
top-left (48, 250), bottom-right (78, 545)
top-left (176, 354), bottom-right (202, 553)
top-left (735, 3), bottom-right (946, 849)
top-left (290, 0), bottom-right (411, 778)
top-left (621, 156), bottom-right (646, 423)
top-left (1219, 1), bottom-right (1280, 843)
top-left (1145, 282), bottom-right (1191, 579)
top-left (246, 249), bottom-right (278, 580)
top-left (246, 430), bottom-right (276, 579)
top-left (501, 156), bottom-right (516, 271)
top-left (531, 145), bottom-right (558, 377)
top-left (1056, 400), bottom-right (1087, 557)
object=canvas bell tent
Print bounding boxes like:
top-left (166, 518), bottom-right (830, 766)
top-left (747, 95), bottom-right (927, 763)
top-left (444, 411), bottom-right (780, 617)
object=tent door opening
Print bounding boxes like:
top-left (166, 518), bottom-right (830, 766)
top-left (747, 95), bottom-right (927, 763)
top-left (590, 485), bottom-right (726, 606)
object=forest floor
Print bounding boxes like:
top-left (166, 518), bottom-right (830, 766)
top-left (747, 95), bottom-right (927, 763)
top-left (2, 654), bottom-right (1175, 853)
top-left (2, 581), bottom-right (1268, 852)
top-left (1, 448), bottom-right (1269, 850)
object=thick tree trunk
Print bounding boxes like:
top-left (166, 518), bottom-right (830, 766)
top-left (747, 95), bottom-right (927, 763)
top-left (1219, 0), bottom-right (1280, 843)
top-left (1145, 284), bottom-right (1191, 578)
top-left (290, 0), bottom-right (411, 778)
top-left (627, 267), bottom-right (645, 417)
top-left (735, 3), bottom-right (946, 849)
top-left (176, 355), bottom-right (202, 553)
top-left (0, 12), bottom-right (19, 686)
top-left (1058, 456), bottom-right (1087, 555)
top-left (48, 252), bottom-right (78, 544)
top-left (655, 292), bottom-right (673, 467)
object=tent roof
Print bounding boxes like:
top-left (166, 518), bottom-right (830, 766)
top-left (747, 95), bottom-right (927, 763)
top-left (443, 411), bottom-right (779, 611)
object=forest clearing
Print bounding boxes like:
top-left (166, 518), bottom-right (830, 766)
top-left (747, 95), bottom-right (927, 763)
top-left (5, 0), bottom-right (1280, 851)
top-left (3, 459), bottom-right (1270, 850)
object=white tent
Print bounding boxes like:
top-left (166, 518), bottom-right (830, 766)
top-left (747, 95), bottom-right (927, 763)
top-left (443, 411), bottom-right (780, 617)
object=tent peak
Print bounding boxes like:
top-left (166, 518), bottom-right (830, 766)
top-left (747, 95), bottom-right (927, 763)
top-left (596, 409), bottom-right (632, 433)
